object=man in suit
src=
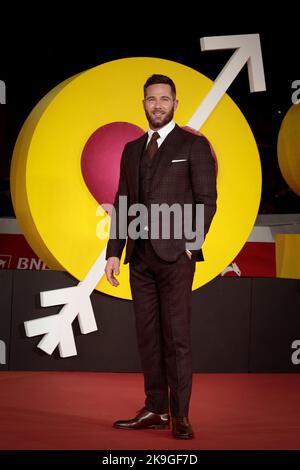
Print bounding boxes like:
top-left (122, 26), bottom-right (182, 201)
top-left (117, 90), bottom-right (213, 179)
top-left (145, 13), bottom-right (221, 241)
top-left (105, 74), bottom-right (217, 439)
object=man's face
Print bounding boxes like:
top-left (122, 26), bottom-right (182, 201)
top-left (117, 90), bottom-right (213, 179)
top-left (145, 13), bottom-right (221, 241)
top-left (143, 83), bottom-right (178, 130)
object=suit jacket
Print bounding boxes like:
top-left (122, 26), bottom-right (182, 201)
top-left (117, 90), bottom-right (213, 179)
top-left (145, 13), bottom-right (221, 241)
top-left (105, 124), bottom-right (217, 264)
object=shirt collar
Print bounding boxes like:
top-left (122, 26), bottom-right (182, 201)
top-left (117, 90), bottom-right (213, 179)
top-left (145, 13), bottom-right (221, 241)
top-left (147, 120), bottom-right (175, 142)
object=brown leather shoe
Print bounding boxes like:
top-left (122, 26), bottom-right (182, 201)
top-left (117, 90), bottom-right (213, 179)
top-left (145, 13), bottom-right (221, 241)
top-left (172, 417), bottom-right (194, 439)
top-left (113, 407), bottom-right (170, 430)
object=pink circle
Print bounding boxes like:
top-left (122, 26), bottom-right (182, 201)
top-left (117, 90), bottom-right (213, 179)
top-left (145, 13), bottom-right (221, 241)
top-left (81, 122), bottom-right (144, 212)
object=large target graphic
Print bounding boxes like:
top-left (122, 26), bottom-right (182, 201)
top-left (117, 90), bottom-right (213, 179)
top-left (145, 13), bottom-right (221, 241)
top-left (11, 57), bottom-right (261, 301)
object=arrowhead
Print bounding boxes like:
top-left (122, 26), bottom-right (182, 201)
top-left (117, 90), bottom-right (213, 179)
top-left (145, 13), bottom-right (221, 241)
top-left (201, 33), bottom-right (266, 92)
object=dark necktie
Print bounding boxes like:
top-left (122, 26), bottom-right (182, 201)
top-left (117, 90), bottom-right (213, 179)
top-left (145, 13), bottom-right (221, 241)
top-left (146, 131), bottom-right (160, 160)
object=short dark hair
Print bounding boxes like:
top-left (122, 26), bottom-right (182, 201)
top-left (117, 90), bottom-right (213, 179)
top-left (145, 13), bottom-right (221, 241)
top-left (144, 74), bottom-right (176, 98)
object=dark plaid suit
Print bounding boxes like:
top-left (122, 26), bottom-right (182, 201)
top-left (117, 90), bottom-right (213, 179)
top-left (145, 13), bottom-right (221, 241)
top-left (106, 124), bottom-right (217, 417)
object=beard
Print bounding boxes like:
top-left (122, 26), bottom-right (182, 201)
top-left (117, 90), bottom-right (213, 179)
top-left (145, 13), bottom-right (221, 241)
top-left (145, 107), bottom-right (175, 130)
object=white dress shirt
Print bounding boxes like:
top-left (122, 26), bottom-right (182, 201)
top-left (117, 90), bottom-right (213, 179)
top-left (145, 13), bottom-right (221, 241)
top-left (147, 120), bottom-right (175, 148)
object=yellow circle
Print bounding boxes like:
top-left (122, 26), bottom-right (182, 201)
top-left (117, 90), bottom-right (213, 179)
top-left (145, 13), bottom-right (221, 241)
top-left (277, 104), bottom-right (300, 196)
top-left (11, 58), bottom-right (261, 299)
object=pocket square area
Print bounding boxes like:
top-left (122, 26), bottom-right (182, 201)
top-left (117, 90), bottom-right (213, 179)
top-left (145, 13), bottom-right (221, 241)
top-left (171, 159), bottom-right (188, 163)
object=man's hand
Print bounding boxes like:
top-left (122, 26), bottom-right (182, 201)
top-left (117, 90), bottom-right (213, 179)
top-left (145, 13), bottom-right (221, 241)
top-left (105, 257), bottom-right (120, 287)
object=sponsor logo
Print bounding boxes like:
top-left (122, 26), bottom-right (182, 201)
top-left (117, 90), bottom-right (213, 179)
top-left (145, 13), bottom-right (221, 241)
top-left (17, 258), bottom-right (49, 270)
top-left (0, 255), bottom-right (12, 269)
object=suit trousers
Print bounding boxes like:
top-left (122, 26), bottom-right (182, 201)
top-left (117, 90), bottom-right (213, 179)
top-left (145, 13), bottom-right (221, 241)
top-left (129, 238), bottom-right (196, 417)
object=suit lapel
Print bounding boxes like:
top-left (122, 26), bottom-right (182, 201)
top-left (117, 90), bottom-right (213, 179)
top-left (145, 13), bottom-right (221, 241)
top-left (129, 133), bottom-right (147, 200)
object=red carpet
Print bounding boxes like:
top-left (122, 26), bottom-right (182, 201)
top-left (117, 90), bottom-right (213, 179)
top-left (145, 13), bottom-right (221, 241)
top-left (0, 372), bottom-right (299, 450)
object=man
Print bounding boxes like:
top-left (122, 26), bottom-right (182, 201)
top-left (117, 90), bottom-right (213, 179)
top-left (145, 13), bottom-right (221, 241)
top-left (105, 74), bottom-right (217, 439)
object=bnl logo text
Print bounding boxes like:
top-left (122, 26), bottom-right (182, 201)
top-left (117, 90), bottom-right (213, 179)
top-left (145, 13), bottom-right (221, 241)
top-left (0, 80), bottom-right (6, 104)
top-left (0, 340), bottom-right (6, 364)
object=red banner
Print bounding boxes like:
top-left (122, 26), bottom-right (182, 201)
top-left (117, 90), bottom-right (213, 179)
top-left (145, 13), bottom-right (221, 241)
top-left (0, 233), bottom-right (276, 276)
top-left (0, 234), bottom-right (49, 270)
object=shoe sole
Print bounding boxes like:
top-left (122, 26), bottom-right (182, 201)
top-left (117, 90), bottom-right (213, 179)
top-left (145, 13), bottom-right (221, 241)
top-left (113, 424), bottom-right (170, 430)
top-left (172, 433), bottom-right (194, 439)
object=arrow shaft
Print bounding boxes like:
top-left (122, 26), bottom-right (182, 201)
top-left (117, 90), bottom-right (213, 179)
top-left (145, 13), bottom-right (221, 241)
top-left (79, 247), bottom-right (107, 294)
top-left (187, 48), bottom-right (249, 130)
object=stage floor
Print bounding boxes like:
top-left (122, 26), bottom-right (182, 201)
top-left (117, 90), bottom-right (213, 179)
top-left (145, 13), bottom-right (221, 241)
top-left (0, 372), bottom-right (299, 450)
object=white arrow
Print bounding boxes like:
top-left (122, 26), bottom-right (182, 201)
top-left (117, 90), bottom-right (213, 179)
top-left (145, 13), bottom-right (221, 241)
top-left (187, 33), bottom-right (266, 130)
top-left (24, 246), bottom-right (107, 357)
top-left (25, 34), bottom-right (266, 357)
